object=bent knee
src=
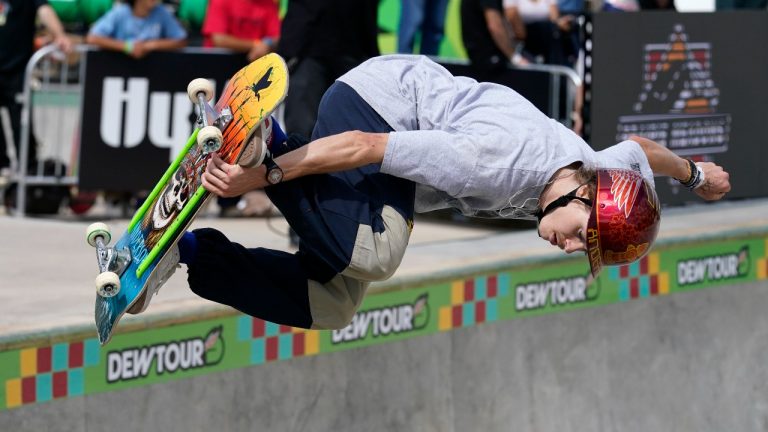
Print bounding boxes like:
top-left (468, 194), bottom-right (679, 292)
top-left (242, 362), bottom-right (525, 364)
top-left (310, 307), bottom-right (358, 330)
top-left (345, 206), bottom-right (410, 282)
top-left (308, 276), bottom-right (368, 330)
top-left (346, 257), bottom-right (400, 282)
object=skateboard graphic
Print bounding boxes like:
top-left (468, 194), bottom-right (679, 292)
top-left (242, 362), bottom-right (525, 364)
top-left (86, 53), bottom-right (289, 345)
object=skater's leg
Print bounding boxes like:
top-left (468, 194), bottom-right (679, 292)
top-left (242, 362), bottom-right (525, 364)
top-left (185, 228), bottom-right (314, 328)
top-left (182, 227), bottom-right (369, 329)
top-left (185, 82), bottom-right (416, 329)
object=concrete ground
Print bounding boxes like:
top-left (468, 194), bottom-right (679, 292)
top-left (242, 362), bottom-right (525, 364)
top-left (0, 197), bottom-right (766, 339)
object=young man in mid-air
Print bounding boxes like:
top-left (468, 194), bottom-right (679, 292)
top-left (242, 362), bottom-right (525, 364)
top-left (154, 55), bottom-right (731, 330)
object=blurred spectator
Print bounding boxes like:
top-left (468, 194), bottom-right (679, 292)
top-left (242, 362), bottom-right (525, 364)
top-left (277, 0), bottom-right (378, 242)
top-left (86, 0), bottom-right (187, 59)
top-left (202, 0), bottom-right (280, 62)
top-left (504, 0), bottom-right (567, 65)
top-left (0, 0), bottom-right (72, 184)
top-left (638, 0), bottom-right (675, 9)
top-left (398, 0), bottom-right (449, 55)
top-left (716, 0), bottom-right (767, 8)
top-left (557, 0), bottom-right (583, 66)
top-left (278, 0), bottom-right (379, 140)
top-left (201, 0), bottom-right (281, 217)
top-left (460, 0), bottom-right (525, 81)
top-left (602, 0), bottom-right (639, 11)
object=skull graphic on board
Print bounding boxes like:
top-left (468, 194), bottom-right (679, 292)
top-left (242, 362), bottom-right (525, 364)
top-left (152, 166), bottom-right (193, 230)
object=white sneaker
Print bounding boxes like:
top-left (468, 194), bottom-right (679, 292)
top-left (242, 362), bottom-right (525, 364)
top-left (127, 243), bottom-right (180, 314)
top-left (238, 116), bottom-right (274, 168)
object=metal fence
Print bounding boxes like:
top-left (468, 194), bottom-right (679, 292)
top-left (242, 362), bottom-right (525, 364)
top-left (13, 43), bottom-right (86, 217)
top-left (517, 62), bottom-right (582, 129)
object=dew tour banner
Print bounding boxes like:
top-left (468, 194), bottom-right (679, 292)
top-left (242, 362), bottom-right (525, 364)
top-left (79, 49), bottom-right (246, 191)
top-left (2, 234), bottom-right (767, 411)
top-left (589, 11), bottom-right (768, 205)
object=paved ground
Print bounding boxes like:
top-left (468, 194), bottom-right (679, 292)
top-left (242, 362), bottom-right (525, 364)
top-left (0, 200), bottom-right (504, 336)
top-left (1, 197), bottom-right (766, 338)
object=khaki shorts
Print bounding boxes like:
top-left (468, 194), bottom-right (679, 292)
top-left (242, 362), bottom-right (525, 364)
top-left (308, 205), bottom-right (411, 329)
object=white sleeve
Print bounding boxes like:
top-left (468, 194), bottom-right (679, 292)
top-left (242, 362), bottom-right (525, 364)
top-left (593, 140), bottom-right (655, 188)
top-left (382, 130), bottom-right (479, 198)
top-left (503, 0), bottom-right (519, 8)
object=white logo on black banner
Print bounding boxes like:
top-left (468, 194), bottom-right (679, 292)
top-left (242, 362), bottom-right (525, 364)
top-left (100, 77), bottom-right (213, 160)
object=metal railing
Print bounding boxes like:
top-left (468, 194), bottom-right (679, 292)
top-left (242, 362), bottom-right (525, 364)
top-left (14, 43), bottom-right (87, 217)
top-left (519, 63), bottom-right (582, 129)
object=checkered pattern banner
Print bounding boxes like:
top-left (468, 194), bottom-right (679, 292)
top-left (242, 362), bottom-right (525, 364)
top-left (4, 339), bottom-right (99, 409)
top-left (238, 317), bottom-right (320, 364)
top-left (608, 253), bottom-right (670, 301)
top-left (438, 274), bottom-right (510, 331)
top-left (759, 239), bottom-right (768, 280)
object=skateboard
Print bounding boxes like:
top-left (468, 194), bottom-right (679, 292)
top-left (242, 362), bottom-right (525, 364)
top-left (85, 53), bottom-right (289, 345)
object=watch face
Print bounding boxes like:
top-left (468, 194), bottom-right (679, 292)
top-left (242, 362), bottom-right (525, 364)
top-left (267, 167), bottom-right (283, 184)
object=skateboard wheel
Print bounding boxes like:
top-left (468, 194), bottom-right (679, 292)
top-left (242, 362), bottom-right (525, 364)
top-left (86, 222), bottom-right (111, 247)
top-left (187, 78), bottom-right (215, 103)
top-left (95, 272), bottom-right (121, 297)
top-left (239, 133), bottom-right (267, 168)
top-left (197, 126), bottom-right (223, 154)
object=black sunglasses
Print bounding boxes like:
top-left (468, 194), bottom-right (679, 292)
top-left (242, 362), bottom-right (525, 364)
top-left (535, 184), bottom-right (593, 223)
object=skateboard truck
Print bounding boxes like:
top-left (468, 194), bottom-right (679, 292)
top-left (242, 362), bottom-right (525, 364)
top-left (188, 79), bottom-right (228, 154)
top-left (196, 105), bottom-right (233, 133)
top-left (95, 242), bottom-right (131, 278)
top-left (86, 223), bottom-right (131, 297)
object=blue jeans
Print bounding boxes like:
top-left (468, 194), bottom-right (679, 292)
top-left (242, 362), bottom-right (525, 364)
top-left (397, 0), bottom-right (449, 55)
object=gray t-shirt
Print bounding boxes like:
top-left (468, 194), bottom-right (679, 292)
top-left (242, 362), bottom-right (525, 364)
top-left (337, 55), bottom-right (654, 220)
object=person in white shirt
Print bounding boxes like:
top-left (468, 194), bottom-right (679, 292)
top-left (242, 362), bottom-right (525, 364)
top-left (163, 55), bottom-right (731, 331)
top-left (504, 0), bottom-right (571, 64)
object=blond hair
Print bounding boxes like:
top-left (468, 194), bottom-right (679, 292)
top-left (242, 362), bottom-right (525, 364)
top-left (575, 165), bottom-right (597, 200)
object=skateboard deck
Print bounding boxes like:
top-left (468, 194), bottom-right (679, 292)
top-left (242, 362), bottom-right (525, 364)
top-left (89, 53), bottom-right (288, 345)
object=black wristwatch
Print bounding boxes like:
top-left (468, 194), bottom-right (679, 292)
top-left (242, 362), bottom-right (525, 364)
top-left (264, 156), bottom-right (284, 185)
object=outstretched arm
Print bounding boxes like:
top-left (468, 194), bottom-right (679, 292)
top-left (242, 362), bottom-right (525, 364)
top-left (85, 35), bottom-right (186, 58)
top-left (86, 34), bottom-right (130, 52)
top-left (629, 135), bottom-right (731, 201)
top-left (202, 131), bottom-right (388, 197)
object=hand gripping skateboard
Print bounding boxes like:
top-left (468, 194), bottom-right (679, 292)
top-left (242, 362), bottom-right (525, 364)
top-left (85, 53), bottom-right (289, 345)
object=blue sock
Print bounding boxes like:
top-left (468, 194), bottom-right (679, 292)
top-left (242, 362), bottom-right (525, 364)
top-left (178, 231), bottom-right (198, 265)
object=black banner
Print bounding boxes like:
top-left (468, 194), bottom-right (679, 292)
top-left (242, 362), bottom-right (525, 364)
top-left (590, 11), bottom-right (768, 205)
top-left (79, 49), bottom-right (247, 190)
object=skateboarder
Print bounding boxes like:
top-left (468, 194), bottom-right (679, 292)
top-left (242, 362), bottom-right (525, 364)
top-left (172, 55), bottom-right (730, 330)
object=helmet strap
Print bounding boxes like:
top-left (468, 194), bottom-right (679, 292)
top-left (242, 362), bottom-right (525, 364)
top-left (536, 184), bottom-right (593, 222)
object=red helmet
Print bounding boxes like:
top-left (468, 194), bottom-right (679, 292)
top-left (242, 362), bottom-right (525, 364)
top-left (586, 169), bottom-right (661, 277)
